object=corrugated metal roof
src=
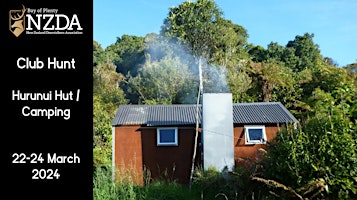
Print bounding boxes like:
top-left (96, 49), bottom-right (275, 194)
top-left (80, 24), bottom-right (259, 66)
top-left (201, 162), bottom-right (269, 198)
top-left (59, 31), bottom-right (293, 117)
top-left (112, 102), bottom-right (298, 126)
top-left (232, 102), bottom-right (298, 124)
top-left (112, 104), bottom-right (201, 126)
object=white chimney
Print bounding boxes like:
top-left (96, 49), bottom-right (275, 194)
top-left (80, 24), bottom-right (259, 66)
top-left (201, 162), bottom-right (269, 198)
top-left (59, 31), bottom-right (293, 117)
top-left (202, 93), bottom-right (234, 171)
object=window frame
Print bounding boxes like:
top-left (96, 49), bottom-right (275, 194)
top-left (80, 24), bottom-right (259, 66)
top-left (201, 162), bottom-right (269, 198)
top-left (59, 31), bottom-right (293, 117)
top-left (244, 125), bottom-right (267, 145)
top-left (157, 127), bottom-right (178, 146)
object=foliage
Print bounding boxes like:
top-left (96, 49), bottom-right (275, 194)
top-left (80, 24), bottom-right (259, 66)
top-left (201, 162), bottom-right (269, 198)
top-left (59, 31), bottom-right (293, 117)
top-left (302, 62), bottom-right (357, 121)
top-left (252, 176), bottom-right (327, 200)
top-left (126, 55), bottom-right (197, 104)
top-left (248, 33), bottom-right (321, 72)
top-left (105, 35), bottom-right (146, 77)
top-left (94, 40), bottom-right (106, 67)
top-left (93, 62), bottom-right (127, 106)
top-left (161, 0), bottom-right (223, 60)
top-left (93, 166), bottom-right (119, 200)
top-left (263, 114), bottom-right (357, 199)
top-left (93, 96), bottom-right (114, 166)
top-left (247, 60), bottom-right (294, 102)
top-left (142, 181), bottom-right (198, 200)
top-left (93, 61), bottom-right (128, 166)
top-left (94, 166), bottom-right (139, 200)
top-left (94, 166), bottom-right (200, 200)
top-left (285, 33), bottom-right (321, 71)
top-left (192, 166), bottom-right (269, 200)
top-left (228, 65), bottom-right (252, 103)
top-left (161, 0), bottom-right (248, 66)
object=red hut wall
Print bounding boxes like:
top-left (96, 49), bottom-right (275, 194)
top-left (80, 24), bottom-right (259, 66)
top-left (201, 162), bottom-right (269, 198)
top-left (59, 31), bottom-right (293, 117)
top-left (141, 127), bottom-right (201, 185)
top-left (114, 124), bottom-right (281, 184)
top-left (114, 126), bottom-right (201, 185)
top-left (114, 125), bottom-right (143, 185)
top-left (233, 125), bottom-right (280, 168)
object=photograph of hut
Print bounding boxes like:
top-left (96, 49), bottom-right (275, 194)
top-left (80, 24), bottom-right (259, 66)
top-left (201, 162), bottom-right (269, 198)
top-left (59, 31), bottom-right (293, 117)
top-left (112, 93), bottom-right (298, 185)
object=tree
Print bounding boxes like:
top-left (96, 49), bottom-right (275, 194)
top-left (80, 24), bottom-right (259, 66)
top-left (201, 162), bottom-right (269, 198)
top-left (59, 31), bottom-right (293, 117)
top-left (210, 19), bottom-right (249, 68)
top-left (161, 0), bottom-right (250, 102)
top-left (105, 34), bottom-right (146, 76)
top-left (93, 40), bottom-right (106, 67)
top-left (247, 60), bottom-right (294, 102)
top-left (161, 0), bottom-right (223, 61)
top-left (93, 62), bottom-right (127, 106)
top-left (323, 57), bottom-right (338, 67)
top-left (127, 55), bottom-right (197, 104)
top-left (263, 64), bottom-right (357, 198)
top-left (344, 62), bottom-right (357, 79)
top-left (93, 61), bottom-right (128, 166)
top-left (305, 66), bottom-right (357, 122)
top-left (227, 65), bottom-right (252, 103)
top-left (285, 33), bottom-right (322, 71)
top-left (247, 44), bottom-right (267, 62)
top-left (161, 0), bottom-right (249, 65)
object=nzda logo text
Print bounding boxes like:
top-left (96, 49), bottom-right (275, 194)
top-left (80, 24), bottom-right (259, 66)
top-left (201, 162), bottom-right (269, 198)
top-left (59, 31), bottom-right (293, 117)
top-left (10, 5), bottom-right (83, 37)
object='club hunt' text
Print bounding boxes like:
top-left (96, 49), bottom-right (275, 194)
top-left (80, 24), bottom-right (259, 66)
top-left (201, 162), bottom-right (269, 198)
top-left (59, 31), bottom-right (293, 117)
top-left (17, 57), bottom-right (76, 70)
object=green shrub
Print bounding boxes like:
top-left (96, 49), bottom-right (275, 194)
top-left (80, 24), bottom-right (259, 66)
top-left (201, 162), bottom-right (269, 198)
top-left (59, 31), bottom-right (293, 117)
top-left (263, 115), bottom-right (357, 199)
top-left (192, 166), bottom-right (269, 200)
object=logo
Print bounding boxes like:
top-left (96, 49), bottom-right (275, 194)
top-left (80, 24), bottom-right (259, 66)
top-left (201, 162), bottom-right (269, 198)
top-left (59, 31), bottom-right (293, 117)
top-left (9, 4), bottom-right (83, 37)
top-left (9, 5), bottom-right (26, 37)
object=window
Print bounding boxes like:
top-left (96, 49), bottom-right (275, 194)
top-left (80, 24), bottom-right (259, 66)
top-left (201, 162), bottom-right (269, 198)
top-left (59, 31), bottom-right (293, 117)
top-left (244, 125), bottom-right (266, 144)
top-left (157, 127), bottom-right (178, 146)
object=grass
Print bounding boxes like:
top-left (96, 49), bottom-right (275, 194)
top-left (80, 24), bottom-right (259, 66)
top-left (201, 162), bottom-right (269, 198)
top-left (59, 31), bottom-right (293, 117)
top-left (93, 166), bottom-right (200, 200)
top-left (93, 165), bottom-right (269, 200)
top-left (93, 166), bottom-right (138, 200)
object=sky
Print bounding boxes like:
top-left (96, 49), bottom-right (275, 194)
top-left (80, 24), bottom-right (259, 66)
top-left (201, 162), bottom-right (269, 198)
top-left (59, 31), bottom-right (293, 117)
top-left (94, 0), bottom-right (357, 67)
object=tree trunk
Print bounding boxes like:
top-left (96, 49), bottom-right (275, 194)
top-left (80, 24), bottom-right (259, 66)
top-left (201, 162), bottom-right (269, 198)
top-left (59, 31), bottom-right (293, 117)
top-left (262, 80), bottom-right (273, 102)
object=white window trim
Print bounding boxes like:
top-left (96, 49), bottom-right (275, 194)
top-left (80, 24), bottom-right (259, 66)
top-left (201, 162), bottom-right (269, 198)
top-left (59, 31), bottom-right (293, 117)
top-left (244, 125), bottom-right (267, 145)
top-left (157, 127), bottom-right (178, 146)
